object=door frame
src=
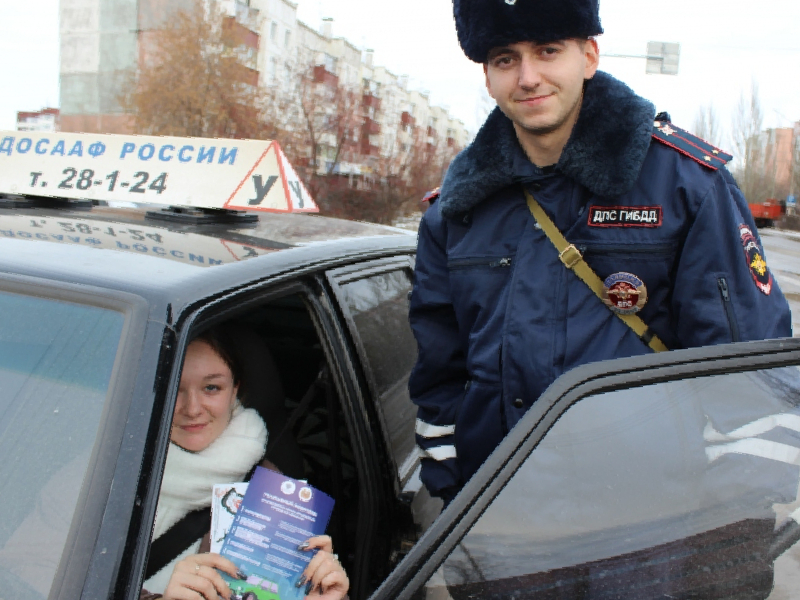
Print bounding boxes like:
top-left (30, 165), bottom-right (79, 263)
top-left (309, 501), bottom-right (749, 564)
top-left (371, 336), bottom-right (800, 599)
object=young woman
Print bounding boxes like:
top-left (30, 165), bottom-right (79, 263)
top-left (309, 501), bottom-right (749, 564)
top-left (141, 329), bottom-right (348, 600)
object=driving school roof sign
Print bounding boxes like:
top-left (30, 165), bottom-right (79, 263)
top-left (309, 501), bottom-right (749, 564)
top-left (0, 131), bottom-right (318, 213)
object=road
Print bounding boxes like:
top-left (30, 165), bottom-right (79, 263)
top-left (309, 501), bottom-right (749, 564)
top-left (761, 228), bottom-right (800, 336)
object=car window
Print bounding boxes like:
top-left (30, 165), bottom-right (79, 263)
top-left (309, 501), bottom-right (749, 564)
top-left (0, 290), bottom-right (125, 600)
top-left (419, 366), bottom-right (800, 599)
top-left (337, 267), bottom-right (419, 482)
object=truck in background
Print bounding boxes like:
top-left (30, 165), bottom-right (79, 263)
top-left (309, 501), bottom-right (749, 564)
top-left (748, 198), bottom-right (785, 228)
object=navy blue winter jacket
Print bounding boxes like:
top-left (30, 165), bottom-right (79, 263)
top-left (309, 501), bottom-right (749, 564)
top-left (409, 72), bottom-right (793, 502)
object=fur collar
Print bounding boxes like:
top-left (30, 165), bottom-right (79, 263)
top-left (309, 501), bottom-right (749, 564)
top-left (439, 71), bottom-right (655, 218)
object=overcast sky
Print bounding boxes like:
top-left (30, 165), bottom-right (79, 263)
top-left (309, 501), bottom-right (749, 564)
top-left (2, 0), bottom-right (799, 151)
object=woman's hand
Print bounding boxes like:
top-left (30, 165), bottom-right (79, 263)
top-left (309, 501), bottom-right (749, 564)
top-left (162, 552), bottom-right (240, 600)
top-left (298, 536), bottom-right (349, 600)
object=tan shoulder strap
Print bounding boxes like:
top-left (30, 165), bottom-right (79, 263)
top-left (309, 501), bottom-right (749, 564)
top-left (524, 189), bottom-right (668, 353)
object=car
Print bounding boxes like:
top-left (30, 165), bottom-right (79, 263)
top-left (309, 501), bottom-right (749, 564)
top-left (3, 131), bottom-right (800, 600)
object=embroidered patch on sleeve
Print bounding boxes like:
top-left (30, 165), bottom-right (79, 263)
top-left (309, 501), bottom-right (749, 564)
top-left (739, 224), bottom-right (772, 295)
top-left (588, 206), bottom-right (663, 227)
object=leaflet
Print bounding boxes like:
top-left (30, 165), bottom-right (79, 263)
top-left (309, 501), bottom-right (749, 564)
top-left (217, 467), bottom-right (334, 600)
top-left (211, 482), bottom-right (249, 554)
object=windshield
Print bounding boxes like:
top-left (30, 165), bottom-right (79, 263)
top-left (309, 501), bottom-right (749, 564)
top-left (0, 290), bottom-right (125, 599)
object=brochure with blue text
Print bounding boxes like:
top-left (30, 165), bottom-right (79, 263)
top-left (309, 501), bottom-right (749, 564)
top-left (218, 467), bottom-right (334, 600)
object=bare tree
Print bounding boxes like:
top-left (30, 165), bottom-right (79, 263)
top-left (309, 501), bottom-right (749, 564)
top-left (120, 0), bottom-right (465, 224)
top-left (731, 81), bottom-right (769, 204)
top-left (121, 0), bottom-right (267, 139)
top-left (692, 104), bottom-right (722, 147)
top-left (306, 121), bottom-right (456, 224)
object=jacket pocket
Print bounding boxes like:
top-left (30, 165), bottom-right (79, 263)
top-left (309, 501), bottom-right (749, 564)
top-left (448, 256), bottom-right (513, 270)
top-left (716, 276), bottom-right (741, 342)
top-left (578, 242), bottom-right (679, 302)
top-left (579, 242), bottom-right (677, 260)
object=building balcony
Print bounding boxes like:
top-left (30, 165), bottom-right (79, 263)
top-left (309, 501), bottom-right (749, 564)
top-left (224, 60), bottom-right (259, 86)
top-left (222, 17), bottom-right (259, 50)
top-left (235, 1), bottom-right (261, 33)
top-left (239, 65), bottom-right (259, 87)
top-left (312, 65), bottom-right (339, 87)
top-left (222, 45), bottom-right (257, 70)
top-left (400, 111), bottom-right (415, 127)
top-left (362, 93), bottom-right (381, 111)
top-left (362, 118), bottom-right (381, 135)
top-left (359, 141), bottom-right (380, 157)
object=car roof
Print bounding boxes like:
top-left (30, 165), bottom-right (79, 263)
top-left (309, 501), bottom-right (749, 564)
top-left (0, 201), bottom-right (416, 304)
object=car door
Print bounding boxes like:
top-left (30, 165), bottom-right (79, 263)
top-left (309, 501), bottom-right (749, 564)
top-left (371, 337), bottom-right (800, 600)
top-left (325, 256), bottom-right (440, 593)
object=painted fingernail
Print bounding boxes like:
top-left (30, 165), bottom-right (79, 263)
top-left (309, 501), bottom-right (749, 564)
top-left (305, 581), bottom-right (313, 595)
top-left (295, 575), bottom-right (307, 588)
top-left (297, 542), bottom-right (310, 550)
top-left (236, 570), bottom-right (247, 580)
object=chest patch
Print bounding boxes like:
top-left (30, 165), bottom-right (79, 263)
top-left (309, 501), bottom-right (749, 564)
top-left (588, 206), bottom-right (663, 227)
top-left (739, 224), bottom-right (772, 295)
top-left (602, 272), bottom-right (648, 314)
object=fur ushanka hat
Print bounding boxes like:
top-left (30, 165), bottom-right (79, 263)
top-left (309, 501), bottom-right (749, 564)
top-left (454, 0), bottom-right (603, 63)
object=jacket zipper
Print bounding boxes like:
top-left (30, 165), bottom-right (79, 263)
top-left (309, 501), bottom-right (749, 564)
top-left (448, 257), bottom-right (513, 270)
top-left (578, 243), bottom-right (676, 257)
top-left (717, 277), bottom-right (741, 342)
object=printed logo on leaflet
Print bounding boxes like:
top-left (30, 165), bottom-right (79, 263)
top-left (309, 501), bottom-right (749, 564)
top-left (588, 206), bottom-right (663, 227)
top-left (280, 480), bottom-right (296, 495)
top-left (739, 224), bottom-right (772, 295)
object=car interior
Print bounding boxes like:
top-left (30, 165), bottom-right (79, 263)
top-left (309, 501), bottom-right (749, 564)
top-left (225, 293), bottom-right (360, 569)
top-left (152, 292), bottom-right (361, 586)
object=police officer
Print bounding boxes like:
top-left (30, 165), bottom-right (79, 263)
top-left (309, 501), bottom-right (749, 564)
top-left (409, 0), bottom-right (793, 504)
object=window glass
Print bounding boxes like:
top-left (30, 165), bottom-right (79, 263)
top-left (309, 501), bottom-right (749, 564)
top-left (339, 269), bottom-right (418, 477)
top-left (0, 291), bottom-right (125, 599)
top-left (422, 367), bottom-right (800, 599)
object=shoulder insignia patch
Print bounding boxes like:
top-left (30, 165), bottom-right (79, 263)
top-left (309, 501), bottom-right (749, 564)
top-left (739, 223), bottom-right (773, 295)
top-left (421, 187), bottom-right (441, 205)
top-left (652, 119), bottom-right (733, 170)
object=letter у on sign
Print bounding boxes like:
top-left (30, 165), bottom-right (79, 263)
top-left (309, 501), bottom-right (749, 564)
top-left (0, 131), bottom-right (318, 214)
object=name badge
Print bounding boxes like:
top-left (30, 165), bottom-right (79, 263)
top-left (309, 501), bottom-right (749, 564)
top-left (588, 206), bottom-right (663, 228)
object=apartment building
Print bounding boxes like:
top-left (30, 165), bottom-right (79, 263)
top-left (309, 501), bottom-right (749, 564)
top-left (59, 0), bottom-right (261, 134)
top-left (59, 0), bottom-right (469, 176)
top-left (16, 108), bottom-right (60, 132)
top-left (760, 126), bottom-right (799, 197)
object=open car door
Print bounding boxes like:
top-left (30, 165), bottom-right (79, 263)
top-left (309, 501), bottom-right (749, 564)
top-left (373, 337), bottom-right (800, 600)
